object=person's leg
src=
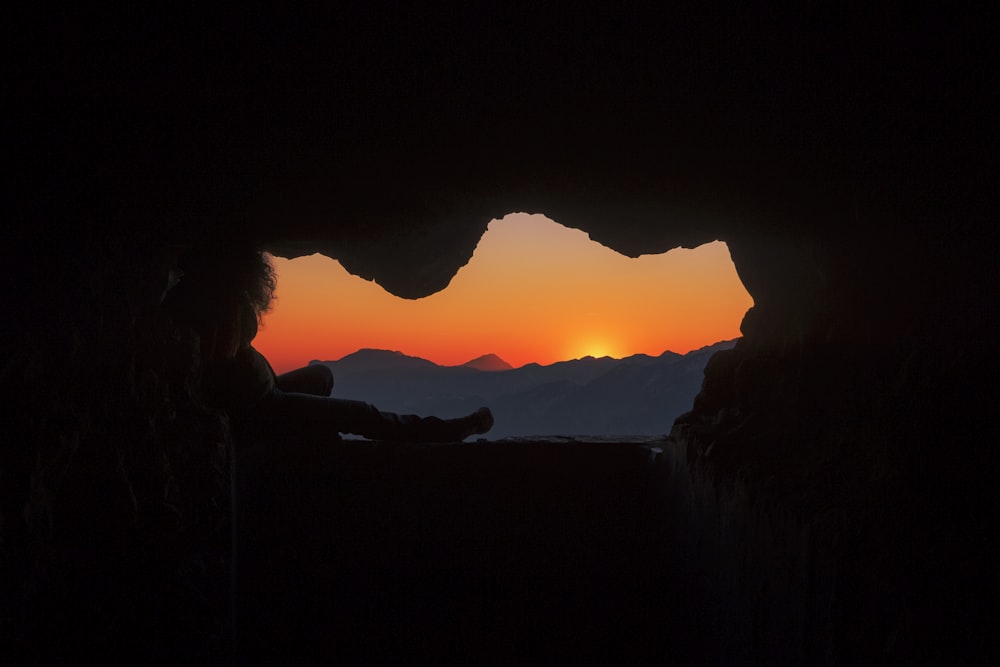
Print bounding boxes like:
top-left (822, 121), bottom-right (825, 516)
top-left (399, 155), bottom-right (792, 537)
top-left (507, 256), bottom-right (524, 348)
top-left (319, 398), bottom-right (494, 442)
top-left (275, 364), bottom-right (334, 396)
top-left (253, 390), bottom-right (493, 442)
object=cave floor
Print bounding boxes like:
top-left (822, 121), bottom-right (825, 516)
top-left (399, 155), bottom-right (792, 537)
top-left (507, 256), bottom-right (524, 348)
top-left (235, 437), bottom-right (698, 663)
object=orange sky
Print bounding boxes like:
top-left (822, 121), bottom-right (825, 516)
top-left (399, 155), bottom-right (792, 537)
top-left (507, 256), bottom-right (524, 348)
top-left (253, 214), bottom-right (753, 374)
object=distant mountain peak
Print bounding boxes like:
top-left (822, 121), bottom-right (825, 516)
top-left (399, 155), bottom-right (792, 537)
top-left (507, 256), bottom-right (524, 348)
top-left (460, 353), bottom-right (513, 371)
top-left (339, 348), bottom-right (410, 361)
top-left (328, 348), bottom-right (439, 371)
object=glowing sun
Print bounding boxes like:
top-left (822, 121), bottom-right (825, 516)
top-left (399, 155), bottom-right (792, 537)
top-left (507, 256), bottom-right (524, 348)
top-left (571, 338), bottom-right (621, 360)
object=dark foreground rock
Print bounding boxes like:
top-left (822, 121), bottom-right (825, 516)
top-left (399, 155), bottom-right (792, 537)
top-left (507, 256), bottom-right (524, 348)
top-left (235, 438), bottom-right (684, 664)
top-left (234, 436), bottom-right (998, 664)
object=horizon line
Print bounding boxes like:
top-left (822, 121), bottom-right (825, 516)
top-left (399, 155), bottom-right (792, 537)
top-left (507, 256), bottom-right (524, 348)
top-left (310, 337), bottom-right (741, 370)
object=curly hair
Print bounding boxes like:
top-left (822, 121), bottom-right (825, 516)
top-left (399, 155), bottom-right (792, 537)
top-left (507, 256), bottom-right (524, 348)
top-left (164, 242), bottom-right (278, 344)
top-left (230, 246), bottom-right (278, 324)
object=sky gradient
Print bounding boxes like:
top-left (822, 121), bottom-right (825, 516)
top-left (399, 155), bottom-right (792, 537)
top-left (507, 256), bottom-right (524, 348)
top-left (254, 214), bottom-right (753, 374)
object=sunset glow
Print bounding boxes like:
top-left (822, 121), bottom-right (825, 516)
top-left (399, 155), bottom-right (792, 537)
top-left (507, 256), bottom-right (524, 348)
top-left (253, 214), bottom-right (753, 374)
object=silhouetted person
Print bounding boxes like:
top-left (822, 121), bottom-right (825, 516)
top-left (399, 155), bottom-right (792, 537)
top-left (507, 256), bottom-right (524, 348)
top-left (163, 243), bottom-right (494, 444)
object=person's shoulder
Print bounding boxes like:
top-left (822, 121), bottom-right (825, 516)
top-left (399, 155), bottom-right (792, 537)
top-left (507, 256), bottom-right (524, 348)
top-left (242, 346), bottom-right (276, 378)
top-left (204, 346), bottom-right (276, 411)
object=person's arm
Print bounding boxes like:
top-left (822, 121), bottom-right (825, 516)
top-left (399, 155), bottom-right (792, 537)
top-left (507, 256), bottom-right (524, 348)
top-left (275, 365), bottom-right (335, 396)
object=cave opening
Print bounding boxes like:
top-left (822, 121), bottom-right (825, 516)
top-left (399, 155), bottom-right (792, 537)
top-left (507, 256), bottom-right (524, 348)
top-left (255, 213), bottom-right (753, 439)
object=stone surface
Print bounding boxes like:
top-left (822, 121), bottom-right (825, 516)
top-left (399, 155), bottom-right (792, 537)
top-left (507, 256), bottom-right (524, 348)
top-left (4, 5), bottom-right (999, 663)
top-left (234, 439), bottom-right (682, 663)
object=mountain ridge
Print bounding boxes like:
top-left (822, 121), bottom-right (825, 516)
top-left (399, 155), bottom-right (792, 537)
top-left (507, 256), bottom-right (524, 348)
top-left (314, 339), bottom-right (740, 438)
top-left (314, 339), bottom-right (734, 372)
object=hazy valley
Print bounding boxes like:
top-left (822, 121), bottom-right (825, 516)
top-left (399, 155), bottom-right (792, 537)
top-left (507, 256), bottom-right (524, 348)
top-left (312, 339), bottom-right (738, 439)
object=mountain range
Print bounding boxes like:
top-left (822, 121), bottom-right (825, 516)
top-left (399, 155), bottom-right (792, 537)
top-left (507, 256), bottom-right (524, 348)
top-left (311, 339), bottom-right (739, 439)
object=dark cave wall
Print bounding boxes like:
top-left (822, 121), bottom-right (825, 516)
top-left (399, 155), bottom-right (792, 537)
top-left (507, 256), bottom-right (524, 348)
top-left (2, 233), bottom-right (234, 660)
top-left (5, 4), bottom-right (999, 662)
top-left (6, 159), bottom-right (996, 662)
top-left (666, 225), bottom-right (1000, 662)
